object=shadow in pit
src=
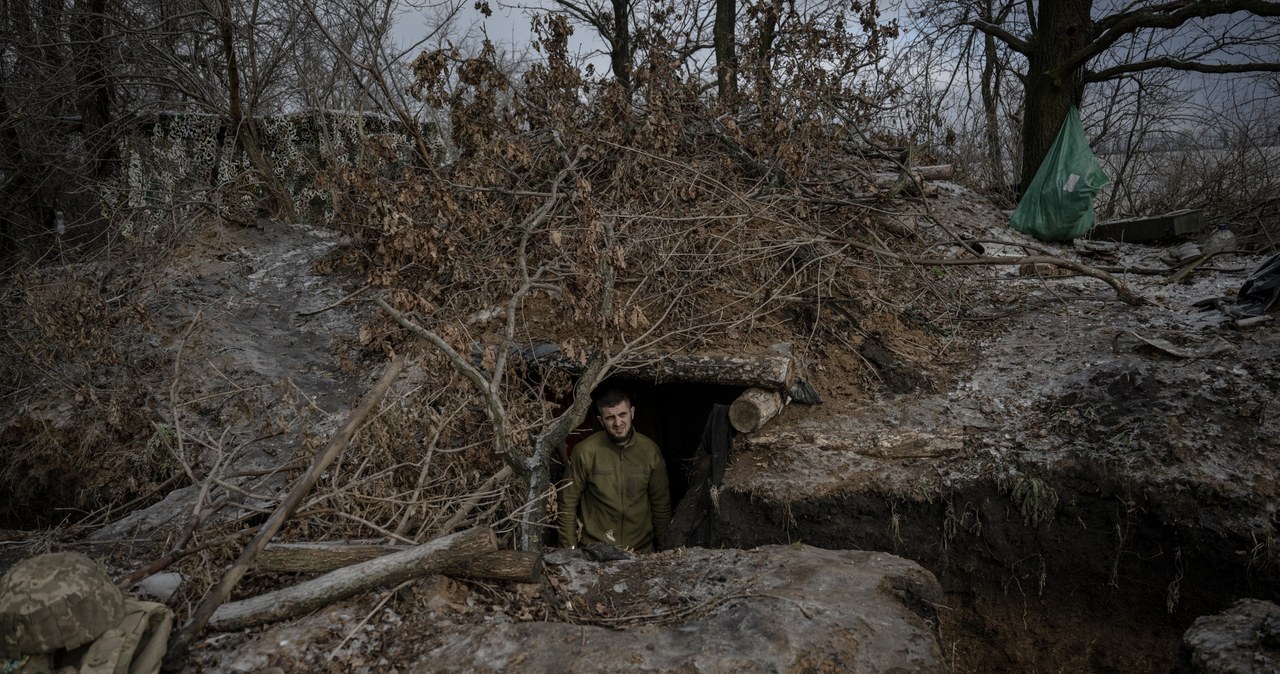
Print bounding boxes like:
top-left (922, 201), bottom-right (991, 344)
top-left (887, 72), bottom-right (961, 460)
top-left (713, 481), bottom-right (1279, 673)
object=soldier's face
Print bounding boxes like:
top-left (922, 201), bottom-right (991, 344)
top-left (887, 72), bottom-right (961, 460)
top-left (598, 402), bottom-right (634, 443)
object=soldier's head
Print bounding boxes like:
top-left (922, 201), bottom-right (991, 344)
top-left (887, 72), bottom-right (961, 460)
top-left (595, 389), bottom-right (635, 444)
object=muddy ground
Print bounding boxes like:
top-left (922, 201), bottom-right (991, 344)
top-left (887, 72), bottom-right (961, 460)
top-left (2, 182), bottom-right (1277, 672)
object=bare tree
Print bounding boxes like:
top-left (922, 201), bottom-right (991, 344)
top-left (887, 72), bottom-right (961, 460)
top-left (953, 0), bottom-right (1280, 191)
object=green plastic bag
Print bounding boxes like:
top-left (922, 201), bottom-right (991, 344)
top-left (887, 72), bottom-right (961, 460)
top-left (1010, 106), bottom-right (1110, 241)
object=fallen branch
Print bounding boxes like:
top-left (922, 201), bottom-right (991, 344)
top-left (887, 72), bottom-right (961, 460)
top-left (164, 356), bottom-right (406, 669)
top-left (259, 543), bottom-right (543, 583)
top-left (842, 237), bottom-right (1146, 305)
top-left (297, 283), bottom-right (371, 317)
top-left (375, 296), bottom-right (525, 479)
top-left (114, 525), bottom-right (257, 589)
top-left (208, 526), bottom-right (496, 631)
top-left (435, 465), bottom-right (513, 537)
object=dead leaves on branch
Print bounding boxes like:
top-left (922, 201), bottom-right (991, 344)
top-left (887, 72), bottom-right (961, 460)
top-left (332, 7), bottom-right (960, 396)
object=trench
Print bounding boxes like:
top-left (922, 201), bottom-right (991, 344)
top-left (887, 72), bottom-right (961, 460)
top-left (608, 381), bottom-right (1279, 672)
top-left (708, 474), bottom-right (1278, 672)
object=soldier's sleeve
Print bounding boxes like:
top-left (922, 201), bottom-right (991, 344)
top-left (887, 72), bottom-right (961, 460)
top-left (648, 446), bottom-right (672, 546)
top-left (557, 446), bottom-right (588, 547)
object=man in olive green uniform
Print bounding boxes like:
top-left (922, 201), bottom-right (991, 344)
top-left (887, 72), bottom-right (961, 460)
top-left (558, 389), bottom-right (671, 552)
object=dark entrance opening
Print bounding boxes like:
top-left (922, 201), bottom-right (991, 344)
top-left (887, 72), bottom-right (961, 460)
top-left (568, 378), bottom-right (744, 508)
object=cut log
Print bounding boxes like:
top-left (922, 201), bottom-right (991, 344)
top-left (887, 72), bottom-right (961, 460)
top-left (913, 164), bottom-right (954, 180)
top-left (208, 526), bottom-right (496, 632)
top-left (729, 387), bottom-right (787, 433)
top-left (259, 544), bottom-right (542, 583)
top-left (523, 345), bottom-right (796, 390)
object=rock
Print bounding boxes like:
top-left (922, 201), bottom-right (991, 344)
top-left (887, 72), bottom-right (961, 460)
top-left (0, 552), bottom-right (126, 657)
top-left (133, 572), bottom-right (183, 603)
top-left (1181, 598), bottom-right (1280, 673)
top-left (414, 545), bottom-right (946, 673)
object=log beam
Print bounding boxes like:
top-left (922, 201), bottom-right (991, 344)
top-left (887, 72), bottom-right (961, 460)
top-left (524, 346), bottom-right (796, 390)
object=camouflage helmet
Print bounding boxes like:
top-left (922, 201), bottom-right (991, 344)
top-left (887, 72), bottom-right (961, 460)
top-left (0, 552), bottom-right (126, 657)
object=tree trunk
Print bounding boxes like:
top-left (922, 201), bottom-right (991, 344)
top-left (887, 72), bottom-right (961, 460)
top-left (979, 18), bottom-right (1007, 196)
top-left (208, 527), bottom-right (497, 631)
top-left (213, 0), bottom-right (296, 222)
top-left (755, 0), bottom-right (782, 114)
top-left (1019, 0), bottom-right (1092, 193)
top-left (610, 0), bottom-right (632, 95)
top-left (71, 0), bottom-right (117, 182)
top-left (520, 353), bottom-right (608, 551)
top-left (714, 0), bottom-right (737, 100)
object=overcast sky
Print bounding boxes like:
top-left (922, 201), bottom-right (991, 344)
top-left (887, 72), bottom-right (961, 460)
top-left (393, 0), bottom-right (611, 69)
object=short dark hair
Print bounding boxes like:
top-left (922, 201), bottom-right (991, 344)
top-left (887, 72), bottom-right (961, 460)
top-left (594, 388), bottom-right (631, 414)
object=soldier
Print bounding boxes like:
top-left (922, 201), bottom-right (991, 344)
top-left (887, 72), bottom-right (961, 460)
top-left (557, 389), bottom-right (671, 553)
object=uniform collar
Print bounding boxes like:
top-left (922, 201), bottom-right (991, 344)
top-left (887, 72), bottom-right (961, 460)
top-left (606, 432), bottom-right (636, 450)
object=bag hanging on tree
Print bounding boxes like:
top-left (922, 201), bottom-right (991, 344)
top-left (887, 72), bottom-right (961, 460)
top-left (1010, 106), bottom-right (1110, 241)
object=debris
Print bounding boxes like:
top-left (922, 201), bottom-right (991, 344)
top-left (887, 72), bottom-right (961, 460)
top-left (1235, 251), bottom-right (1280, 316)
top-left (1091, 208), bottom-right (1204, 243)
top-left (579, 542), bottom-right (630, 562)
top-left (1114, 331), bottom-right (1234, 359)
top-left (165, 356), bottom-right (407, 667)
top-left (1162, 242), bottom-right (1202, 266)
top-left (1202, 223), bottom-right (1237, 257)
top-left (1018, 262), bottom-right (1071, 277)
top-left (1233, 315), bottom-right (1272, 329)
top-left (1193, 251), bottom-right (1280, 319)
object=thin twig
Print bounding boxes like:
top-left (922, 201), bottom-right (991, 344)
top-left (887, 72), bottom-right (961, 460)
top-left (326, 580), bottom-right (415, 662)
top-left (298, 283), bottom-right (371, 317)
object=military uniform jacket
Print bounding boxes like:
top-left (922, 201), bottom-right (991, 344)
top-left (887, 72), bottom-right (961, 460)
top-left (557, 431), bottom-right (671, 551)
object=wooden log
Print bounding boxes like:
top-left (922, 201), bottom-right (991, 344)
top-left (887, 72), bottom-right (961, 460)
top-left (259, 544), bottom-right (542, 583)
top-left (728, 387), bottom-right (787, 433)
top-left (208, 526), bottom-right (496, 632)
top-left (913, 164), bottom-right (954, 180)
top-left (259, 542), bottom-right (402, 573)
top-left (442, 550), bottom-right (543, 583)
top-left (524, 346), bottom-right (795, 390)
